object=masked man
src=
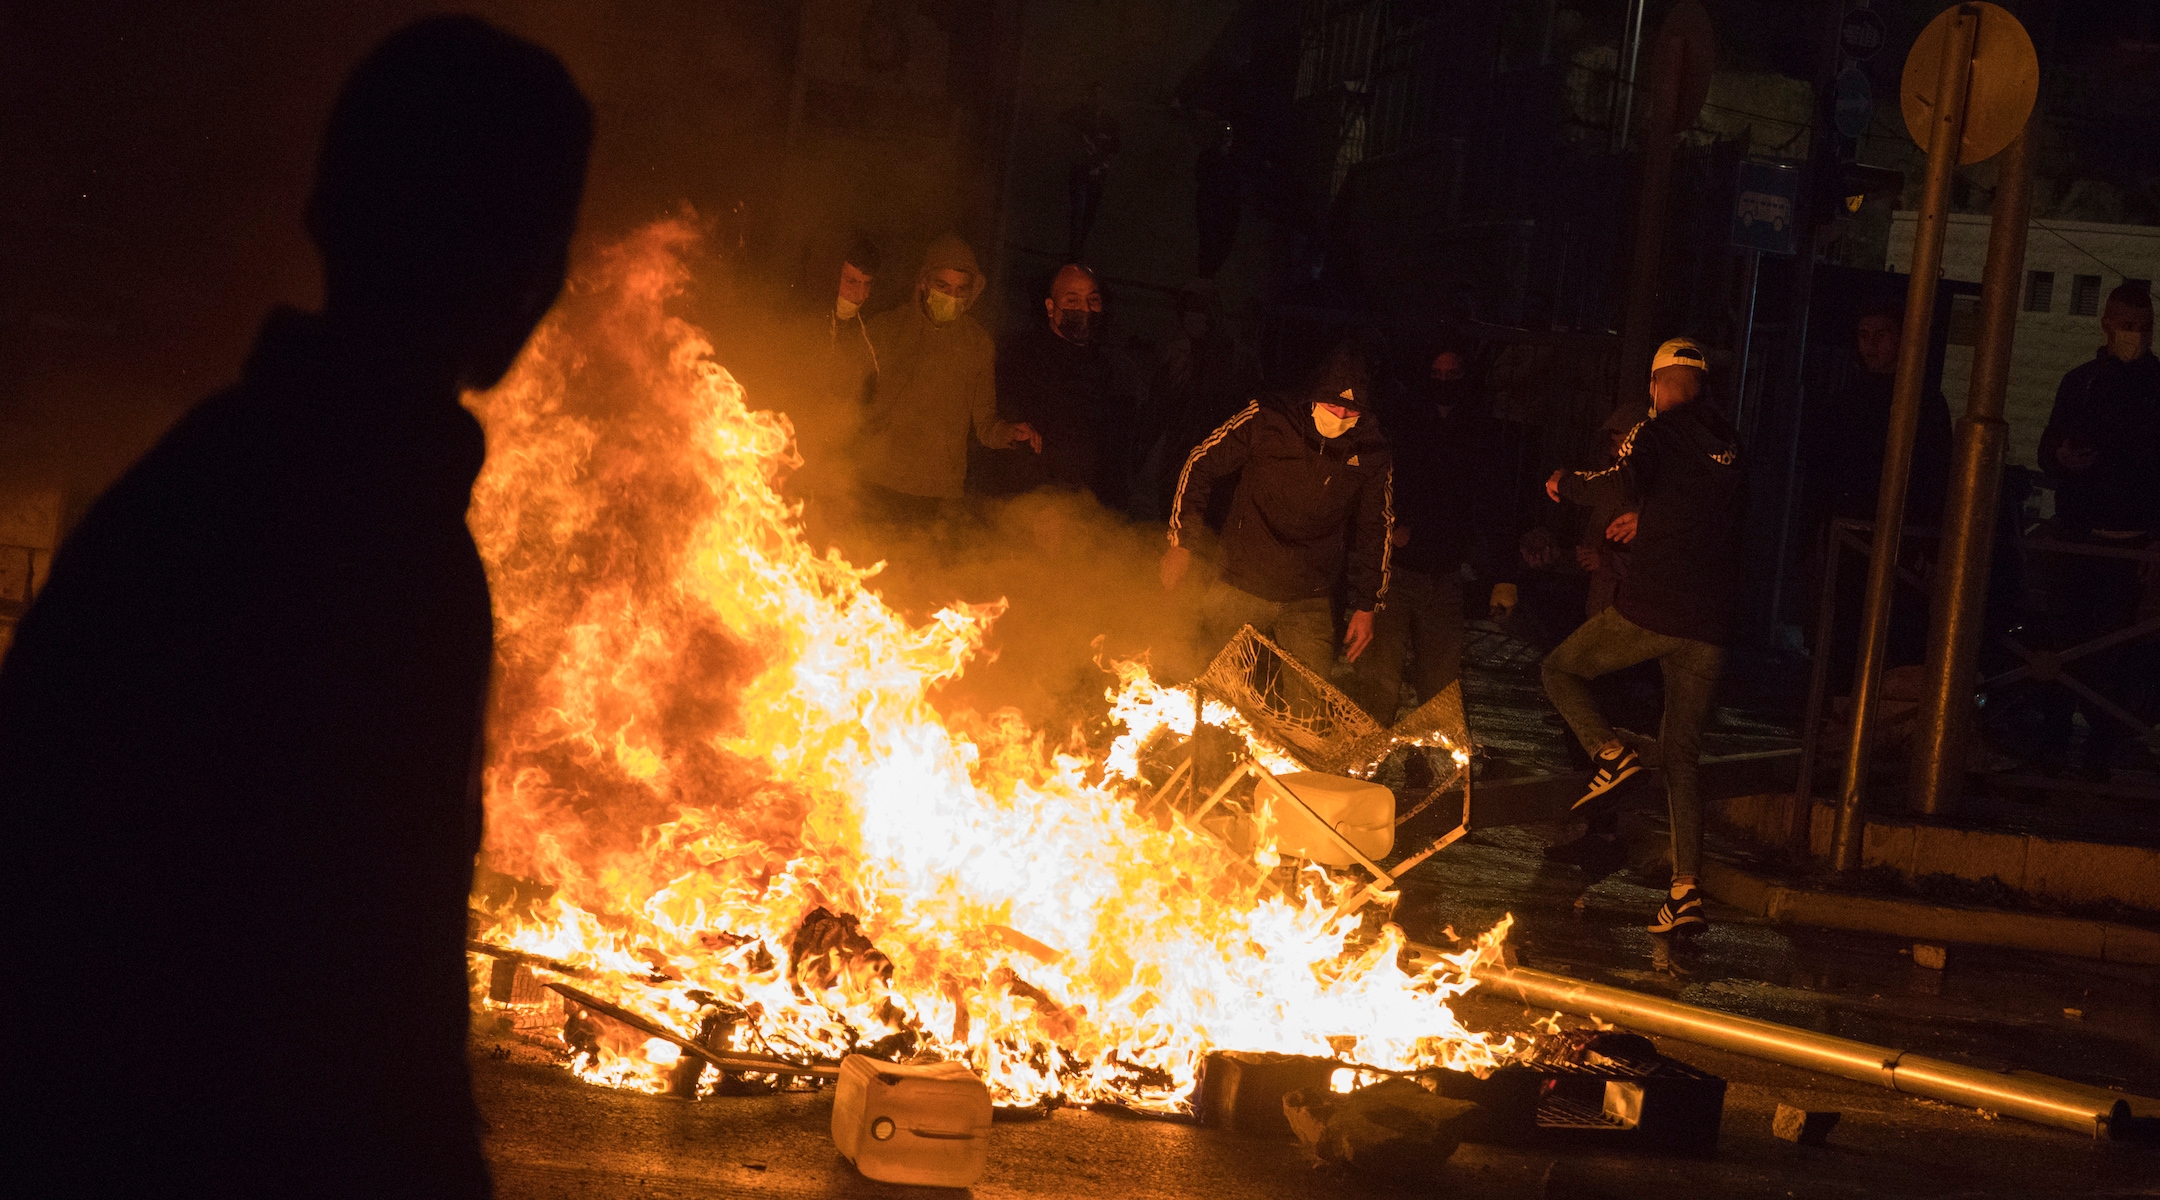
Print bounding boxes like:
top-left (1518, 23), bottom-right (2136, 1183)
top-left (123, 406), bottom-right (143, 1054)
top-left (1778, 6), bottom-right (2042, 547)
top-left (976, 262), bottom-right (1132, 507)
top-left (858, 234), bottom-right (1039, 521)
top-left (1162, 337), bottom-right (1393, 717)
top-left (2035, 283), bottom-right (2158, 778)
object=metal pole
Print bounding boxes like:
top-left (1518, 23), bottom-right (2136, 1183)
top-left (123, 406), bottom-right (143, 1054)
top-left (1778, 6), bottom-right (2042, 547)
top-left (1733, 248), bottom-right (1763, 432)
top-left (1788, 519), bottom-right (1847, 852)
top-left (1830, 7), bottom-right (1978, 872)
top-left (1615, 0), bottom-right (1649, 152)
top-left (1459, 960), bottom-right (2148, 1139)
top-left (1908, 127), bottom-right (2032, 816)
top-left (1763, 0), bottom-right (1843, 647)
top-left (1615, 30), bottom-right (1683, 395)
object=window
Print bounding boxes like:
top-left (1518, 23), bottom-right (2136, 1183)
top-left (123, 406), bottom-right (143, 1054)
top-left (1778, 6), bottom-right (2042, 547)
top-left (2023, 269), bottom-right (2054, 313)
top-left (2070, 274), bottom-right (2103, 317)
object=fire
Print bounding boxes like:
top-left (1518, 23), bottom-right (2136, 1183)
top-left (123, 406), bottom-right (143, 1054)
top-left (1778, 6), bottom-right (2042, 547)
top-left (463, 217), bottom-right (1514, 1109)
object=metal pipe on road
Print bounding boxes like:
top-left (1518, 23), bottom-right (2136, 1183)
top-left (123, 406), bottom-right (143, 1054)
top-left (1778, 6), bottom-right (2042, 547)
top-left (1456, 959), bottom-right (2149, 1140)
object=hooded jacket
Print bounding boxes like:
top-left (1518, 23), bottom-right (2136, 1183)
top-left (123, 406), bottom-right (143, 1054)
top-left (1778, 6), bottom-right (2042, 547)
top-left (1169, 348), bottom-right (1395, 612)
top-left (857, 235), bottom-right (1017, 499)
top-left (1557, 398), bottom-right (1746, 645)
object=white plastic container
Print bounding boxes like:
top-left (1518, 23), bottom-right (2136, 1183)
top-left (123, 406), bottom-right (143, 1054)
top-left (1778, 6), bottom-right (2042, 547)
top-left (1259, 771), bottom-right (1395, 868)
top-left (830, 1055), bottom-right (994, 1186)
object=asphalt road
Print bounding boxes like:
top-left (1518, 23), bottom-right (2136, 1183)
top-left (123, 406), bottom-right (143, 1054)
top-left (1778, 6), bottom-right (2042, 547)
top-left (474, 1023), bottom-right (2156, 1200)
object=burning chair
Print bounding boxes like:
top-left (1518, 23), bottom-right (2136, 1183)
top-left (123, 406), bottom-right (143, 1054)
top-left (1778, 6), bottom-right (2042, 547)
top-left (1143, 625), bottom-right (1473, 907)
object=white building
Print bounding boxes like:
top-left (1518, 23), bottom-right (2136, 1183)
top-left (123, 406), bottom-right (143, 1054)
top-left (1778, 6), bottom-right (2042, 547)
top-left (1886, 212), bottom-right (2158, 470)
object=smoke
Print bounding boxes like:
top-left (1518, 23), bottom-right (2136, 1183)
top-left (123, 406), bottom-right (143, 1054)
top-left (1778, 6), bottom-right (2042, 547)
top-left (680, 218), bottom-right (1211, 734)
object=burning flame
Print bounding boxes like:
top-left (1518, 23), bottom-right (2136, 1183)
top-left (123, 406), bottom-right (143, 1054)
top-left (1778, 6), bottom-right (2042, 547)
top-left (464, 217), bottom-right (1513, 1109)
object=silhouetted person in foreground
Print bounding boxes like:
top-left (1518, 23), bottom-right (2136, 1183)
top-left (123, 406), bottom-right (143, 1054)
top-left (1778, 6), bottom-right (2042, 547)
top-left (0, 19), bottom-right (590, 1197)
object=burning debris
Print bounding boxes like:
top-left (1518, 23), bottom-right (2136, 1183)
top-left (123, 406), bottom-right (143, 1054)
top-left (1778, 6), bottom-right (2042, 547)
top-left (460, 218), bottom-right (1517, 1126)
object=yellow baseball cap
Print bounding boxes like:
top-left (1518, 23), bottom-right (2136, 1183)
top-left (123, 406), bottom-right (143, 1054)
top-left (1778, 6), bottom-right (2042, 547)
top-left (1651, 337), bottom-right (1709, 374)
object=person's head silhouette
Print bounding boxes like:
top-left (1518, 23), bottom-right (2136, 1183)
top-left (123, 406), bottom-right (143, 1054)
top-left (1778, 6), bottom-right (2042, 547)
top-left (306, 17), bottom-right (592, 391)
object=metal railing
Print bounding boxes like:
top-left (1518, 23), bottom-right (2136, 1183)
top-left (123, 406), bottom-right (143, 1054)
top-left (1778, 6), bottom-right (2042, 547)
top-left (1793, 517), bottom-right (2160, 848)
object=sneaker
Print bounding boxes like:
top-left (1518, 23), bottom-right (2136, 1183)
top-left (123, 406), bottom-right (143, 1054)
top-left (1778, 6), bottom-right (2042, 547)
top-left (1572, 747), bottom-right (1644, 811)
top-left (1647, 884), bottom-right (1707, 935)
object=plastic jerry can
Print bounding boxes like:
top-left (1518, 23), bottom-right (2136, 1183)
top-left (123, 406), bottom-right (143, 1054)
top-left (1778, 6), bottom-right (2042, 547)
top-left (1257, 771), bottom-right (1395, 868)
top-left (831, 1055), bottom-right (994, 1186)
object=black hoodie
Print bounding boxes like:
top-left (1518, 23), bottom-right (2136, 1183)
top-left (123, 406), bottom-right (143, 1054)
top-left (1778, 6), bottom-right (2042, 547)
top-left (1557, 399), bottom-right (1746, 645)
top-left (1170, 375), bottom-right (1395, 612)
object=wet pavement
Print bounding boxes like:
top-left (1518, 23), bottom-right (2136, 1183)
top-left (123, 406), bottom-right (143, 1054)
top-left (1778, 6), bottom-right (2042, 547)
top-left (475, 807), bottom-right (2159, 1199)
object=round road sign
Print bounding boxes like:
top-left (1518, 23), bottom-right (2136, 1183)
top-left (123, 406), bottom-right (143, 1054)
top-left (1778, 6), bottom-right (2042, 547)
top-left (1900, 2), bottom-right (2037, 165)
top-left (1839, 8), bottom-right (1887, 59)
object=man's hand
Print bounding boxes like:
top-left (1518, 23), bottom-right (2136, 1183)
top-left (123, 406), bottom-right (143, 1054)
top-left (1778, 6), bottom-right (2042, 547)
top-left (1573, 542), bottom-right (1601, 572)
top-left (1010, 422), bottom-right (1044, 454)
top-left (1159, 545), bottom-right (1192, 591)
top-left (2056, 437), bottom-right (2099, 471)
top-left (1343, 609), bottom-right (1375, 663)
top-left (1519, 527), bottom-right (1560, 569)
top-left (1545, 470), bottom-right (1564, 502)
top-left (1390, 524), bottom-right (1412, 548)
top-left (1605, 511), bottom-right (1639, 543)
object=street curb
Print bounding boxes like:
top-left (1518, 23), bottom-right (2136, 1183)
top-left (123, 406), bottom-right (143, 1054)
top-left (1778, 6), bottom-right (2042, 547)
top-left (1699, 860), bottom-right (2160, 966)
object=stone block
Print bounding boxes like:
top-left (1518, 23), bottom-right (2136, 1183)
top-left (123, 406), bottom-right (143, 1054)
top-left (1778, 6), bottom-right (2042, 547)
top-left (2023, 838), bottom-right (2160, 909)
top-left (1772, 1103), bottom-right (1839, 1146)
top-left (1912, 943), bottom-right (1947, 970)
top-left (1910, 823), bottom-right (2026, 889)
top-left (1860, 820), bottom-right (1916, 874)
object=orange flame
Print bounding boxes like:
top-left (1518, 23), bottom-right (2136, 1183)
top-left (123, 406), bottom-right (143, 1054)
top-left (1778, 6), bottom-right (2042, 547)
top-left (464, 217), bottom-right (1513, 1108)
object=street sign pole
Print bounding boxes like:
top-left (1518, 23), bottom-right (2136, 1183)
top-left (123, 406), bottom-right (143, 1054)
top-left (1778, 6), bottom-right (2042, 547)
top-left (1907, 125), bottom-right (2032, 816)
top-left (1830, 6), bottom-right (1978, 873)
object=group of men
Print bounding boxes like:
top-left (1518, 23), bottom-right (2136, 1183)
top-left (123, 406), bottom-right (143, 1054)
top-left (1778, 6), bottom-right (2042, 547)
top-left (4, 11), bottom-right (2154, 1197)
top-left (788, 234), bottom-right (1255, 528)
top-left (1159, 331), bottom-right (1746, 938)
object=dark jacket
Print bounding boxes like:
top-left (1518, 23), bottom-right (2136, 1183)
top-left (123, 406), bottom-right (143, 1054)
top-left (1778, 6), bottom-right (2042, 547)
top-left (2040, 350), bottom-right (2160, 535)
top-left (1802, 372), bottom-right (1953, 523)
top-left (976, 323), bottom-right (1129, 506)
top-left (1170, 391), bottom-right (1395, 611)
top-left (1559, 400), bottom-right (1746, 645)
top-left (1382, 379), bottom-right (1492, 578)
top-left (0, 309), bottom-right (493, 1193)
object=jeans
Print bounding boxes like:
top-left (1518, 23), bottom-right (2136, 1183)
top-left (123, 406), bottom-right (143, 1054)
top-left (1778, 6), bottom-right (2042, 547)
top-left (1540, 606), bottom-right (1725, 877)
top-left (1351, 568), bottom-right (1463, 723)
top-left (1197, 582), bottom-right (1338, 724)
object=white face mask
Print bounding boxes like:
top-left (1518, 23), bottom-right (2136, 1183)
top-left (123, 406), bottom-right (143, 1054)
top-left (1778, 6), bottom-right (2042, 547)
top-left (1312, 403), bottom-right (1359, 439)
top-left (2107, 327), bottom-right (2151, 362)
top-left (835, 295), bottom-right (861, 320)
top-left (924, 290), bottom-right (962, 324)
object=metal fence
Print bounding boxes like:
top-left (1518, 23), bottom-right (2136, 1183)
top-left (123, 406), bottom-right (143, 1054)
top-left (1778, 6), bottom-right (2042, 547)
top-left (1793, 517), bottom-right (2160, 846)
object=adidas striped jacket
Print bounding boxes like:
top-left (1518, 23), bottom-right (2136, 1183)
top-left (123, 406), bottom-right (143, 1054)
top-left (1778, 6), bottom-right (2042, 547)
top-left (1168, 392), bottom-right (1395, 612)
